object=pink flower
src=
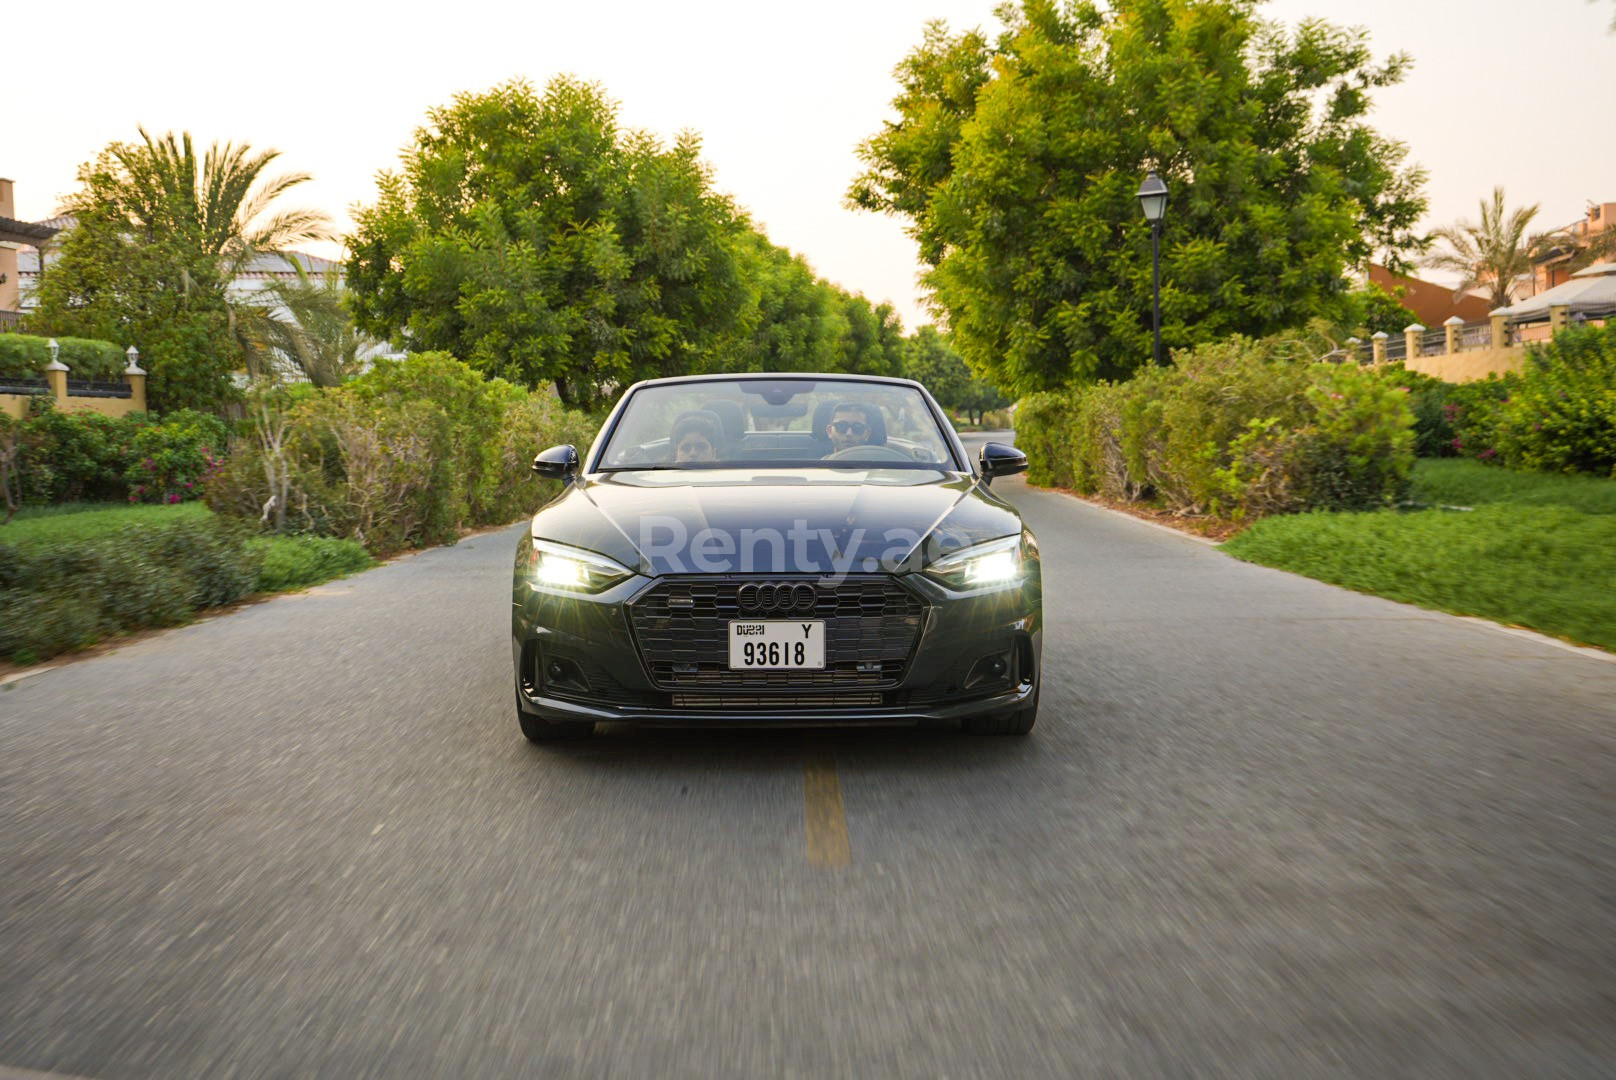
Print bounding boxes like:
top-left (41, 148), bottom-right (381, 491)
top-left (167, 493), bottom-right (181, 504)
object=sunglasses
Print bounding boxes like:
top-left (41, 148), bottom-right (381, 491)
top-left (676, 440), bottom-right (713, 456)
top-left (830, 420), bottom-right (869, 436)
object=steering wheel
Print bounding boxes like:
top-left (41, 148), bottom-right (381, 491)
top-left (825, 444), bottom-right (912, 462)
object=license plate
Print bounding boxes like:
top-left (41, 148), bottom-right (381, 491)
top-left (728, 620), bottom-right (825, 669)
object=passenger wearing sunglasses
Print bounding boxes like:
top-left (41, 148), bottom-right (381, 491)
top-left (824, 403), bottom-right (874, 455)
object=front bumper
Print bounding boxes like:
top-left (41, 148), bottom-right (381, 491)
top-left (512, 567), bottom-right (1041, 728)
top-left (515, 675), bottom-right (1037, 727)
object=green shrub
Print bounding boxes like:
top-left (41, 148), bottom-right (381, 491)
top-left (1489, 324), bottom-right (1616, 476)
top-left (122, 410), bottom-right (229, 504)
top-left (12, 405), bottom-right (228, 505)
top-left (1012, 391), bottom-right (1083, 487)
top-left (0, 514), bottom-right (262, 663)
top-left (252, 535), bottom-right (374, 592)
top-left (1380, 367), bottom-right (1459, 458)
top-left (207, 354), bottom-right (593, 556)
top-left (0, 334), bottom-right (126, 381)
top-left (1016, 333), bottom-right (1415, 520)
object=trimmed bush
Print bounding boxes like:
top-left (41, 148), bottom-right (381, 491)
top-left (1015, 333), bottom-right (1416, 520)
top-left (0, 333), bottom-right (126, 381)
top-left (0, 514), bottom-right (262, 664)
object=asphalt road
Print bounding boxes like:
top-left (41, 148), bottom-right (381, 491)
top-left (2, 436), bottom-right (1614, 1078)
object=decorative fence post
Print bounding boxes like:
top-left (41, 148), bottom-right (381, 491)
top-left (1404, 323), bottom-right (1425, 362)
top-left (44, 339), bottom-right (69, 406)
top-left (125, 346), bottom-right (147, 412)
top-left (1444, 315), bottom-right (1464, 355)
top-left (1549, 303), bottom-right (1570, 337)
top-left (1490, 310), bottom-right (1509, 350)
top-left (1371, 331), bottom-right (1388, 365)
top-left (1342, 336), bottom-right (1360, 365)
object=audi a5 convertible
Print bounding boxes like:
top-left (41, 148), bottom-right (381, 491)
top-left (511, 373), bottom-right (1041, 740)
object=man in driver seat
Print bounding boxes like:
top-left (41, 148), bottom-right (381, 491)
top-left (824, 402), bottom-right (875, 455)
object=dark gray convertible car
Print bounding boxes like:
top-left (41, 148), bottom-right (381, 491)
top-left (512, 373), bottom-right (1041, 740)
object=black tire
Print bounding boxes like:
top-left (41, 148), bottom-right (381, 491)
top-left (963, 684), bottom-right (1039, 736)
top-left (516, 686), bottom-right (594, 743)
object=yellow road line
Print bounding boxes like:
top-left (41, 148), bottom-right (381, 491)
top-left (804, 756), bottom-right (851, 868)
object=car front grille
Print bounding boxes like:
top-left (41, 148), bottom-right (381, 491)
top-left (628, 576), bottom-right (925, 691)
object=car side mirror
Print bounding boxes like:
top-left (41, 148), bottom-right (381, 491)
top-left (979, 442), bottom-right (1027, 483)
top-left (532, 444), bottom-right (580, 483)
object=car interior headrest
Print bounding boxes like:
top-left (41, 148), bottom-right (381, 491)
top-left (704, 399), bottom-right (745, 444)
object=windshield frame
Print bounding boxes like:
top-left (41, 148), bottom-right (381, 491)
top-left (586, 375), bottom-right (970, 475)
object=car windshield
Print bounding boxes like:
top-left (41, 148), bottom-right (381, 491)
top-left (595, 378), bottom-right (960, 471)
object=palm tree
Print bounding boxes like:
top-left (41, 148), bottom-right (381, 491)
top-left (1424, 187), bottom-right (1566, 310)
top-left (97, 128), bottom-right (333, 281)
top-left (233, 259), bottom-right (380, 386)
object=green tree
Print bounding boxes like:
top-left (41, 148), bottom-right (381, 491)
top-left (903, 326), bottom-right (1009, 424)
top-left (1425, 187), bottom-right (1561, 311)
top-left (346, 78), bottom-right (748, 409)
top-left (234, 259), bottom-right (379, 387)
top-left (1347, 281), bottom-right (1420, 337)
top-left (32, 130), bottom-right (331, 412)
top-left (715, 233), bottom-right (847, 373)
top-left (849, 0), bottom-right (1427, 396)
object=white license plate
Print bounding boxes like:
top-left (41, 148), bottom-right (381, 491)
top-left (728, 620), bottom-right (825, 669)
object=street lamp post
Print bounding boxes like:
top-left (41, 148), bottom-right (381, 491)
top-left (1136, 172), bottom-right (1169, 366)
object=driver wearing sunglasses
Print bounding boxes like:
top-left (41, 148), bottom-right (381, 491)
top-left (824, 402), bottom-right (875, 455)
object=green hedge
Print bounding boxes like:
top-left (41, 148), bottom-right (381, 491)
top-left (3, 405), bottom-right (228, 505)
top-left (0, 333), bottom-right (127, 381)
top-left (1443, 324), bottom-right (1616, 476)
top-left (206, 353), bottom-right (595, 556)
top-left (1014, 333), bottom-right (1415, 520)
top-left (0, 515), bottom-right (262, 664)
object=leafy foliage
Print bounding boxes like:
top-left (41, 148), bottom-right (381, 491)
top-left (0, 334), bottom-right (127, 381)
top-left (1424, 187), bottom-right (1561, 311)
top-left (233, 259), bottom-right (379, 387)
top-left (6, 405), bottom-right (227, 505)
top-left (251, 534), bottom-right (374, 592)
top-left (30, 129), bottom-right (331, 412)
top-left (206, 353), bottom-right (594, 555)
top-left (1490, 325), bottom-right (1616, 475)
top-left (1346, 283), bottom-right (1421, 339)
top-left (849, 0), bottom-right (1426, 395)
top-left (901, 326), bottom-right (1009, 423)
top-left (1014, 331), bottom-right (1415, 519)
top-left (347, 79), bottom-right (752, 409)
top-left (0, 512), bottom-right (262, 664)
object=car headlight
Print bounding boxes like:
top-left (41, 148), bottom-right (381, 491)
top-left (923, 534), bottom-right (1025, 591)
top-left (525, 540), bottom-right (635, 594)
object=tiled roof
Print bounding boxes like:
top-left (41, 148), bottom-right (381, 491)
top-left (0, 216), bottom-right (59, 243)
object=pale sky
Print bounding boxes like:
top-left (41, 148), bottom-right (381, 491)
top-left (9, 0), bottom-right (1614, 328)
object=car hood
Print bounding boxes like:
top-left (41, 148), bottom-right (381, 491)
top-left (530, 468), bottom-right (1024, 577)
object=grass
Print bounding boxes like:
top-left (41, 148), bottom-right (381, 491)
top-left (1225, 461), bottom-right (1616, 651)
top-left (2, 500), bottom-right (374, 594)
top-left (3, 501), bottom-right (212, 546)
top-left (1410, 458), bottom-right (1616, 516)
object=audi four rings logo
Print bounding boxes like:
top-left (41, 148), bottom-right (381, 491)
top-left (737, 582), bottom-right (818, 614)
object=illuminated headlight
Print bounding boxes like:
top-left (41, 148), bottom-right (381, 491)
top-left (923, 535), bottom-right (1025, 591)
top-left (526, 540), bottom-right (635, 594)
